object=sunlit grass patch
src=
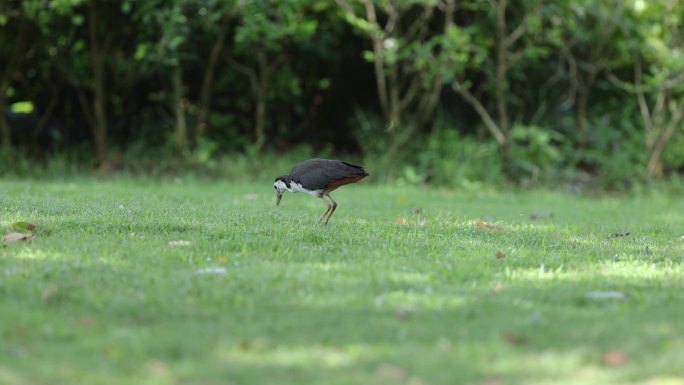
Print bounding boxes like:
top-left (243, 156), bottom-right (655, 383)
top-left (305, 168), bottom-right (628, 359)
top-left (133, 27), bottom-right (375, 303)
top-left (1, 177), bottom-right (683, 385)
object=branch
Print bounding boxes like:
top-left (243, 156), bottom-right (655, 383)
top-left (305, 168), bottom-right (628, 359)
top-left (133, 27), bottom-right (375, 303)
top-left (32, 86), bottom-right (61, 141)
top-left (362, 0), bottom-right (390, 119)
top-left (399, 77), bottom-right (421, 110)
top-left (633, 59), bottom-right (654, 135)
top-left (228, 58), bottom-right (260, 96)
top-left (77, 91), bottom-right (96, 132)
top-left (503, 21), bottom-right (527, 48)
top-left (508, 47), bottom-right (526, 68)
top-left (452, 80), bottom-right (507, 145)
top-left (646, 103), bottom-right (684, 176)
top-left (2, 17), bottom-right (28, 83)
top-left (382, 2), bottom-right (399, 36)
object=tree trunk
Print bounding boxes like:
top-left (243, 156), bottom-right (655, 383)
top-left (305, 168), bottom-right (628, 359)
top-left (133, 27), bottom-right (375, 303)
top-left (362, 0), bottom-right (390, 119)
top-left (576, 87), bottom-right (589, 148)
top-left (0, 17), bottom-right (28, 152)
top-left (88, 5), bottom-right (108, 168)
top-left (494, 0), bottom-right (512, 179)
top-left (575, 68), bottom-right (599, 149)
top-left (0, 90), bottom-right (10, 150)
top-left (500, 137), bottom-right (512, 179)
top-left (227, 54), bottom-right (270, 151)
top-left (646, 105), bottom-right (684, 178)
top-left (452, 80), bottom-right (510, 178)
top-left (195, 27), bottom-right (227, 140)
top-left (495, 0), bottom-right (510, 135)
top-left (31, 86), bottom-right (61, 154)
top-left (254, 88), bottom-right (266, 150)
top-left (173, 63), bottom-right (187, 161)
top-left (254, 51), bottom-right (270, 150)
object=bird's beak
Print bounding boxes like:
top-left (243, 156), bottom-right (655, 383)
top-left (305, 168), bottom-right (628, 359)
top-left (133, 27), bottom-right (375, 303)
top-left (276, 191), bottom-right (283, 206)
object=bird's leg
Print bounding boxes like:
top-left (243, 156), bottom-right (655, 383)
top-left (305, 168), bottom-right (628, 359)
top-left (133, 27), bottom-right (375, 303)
top-left (323, 194), bottom-right (338, 225)
top-left (318, 196), bottom-right (332, 223)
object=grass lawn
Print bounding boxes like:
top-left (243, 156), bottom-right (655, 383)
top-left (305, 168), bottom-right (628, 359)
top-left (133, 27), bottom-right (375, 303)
top-left (1, 176), bottom-right (683, 385)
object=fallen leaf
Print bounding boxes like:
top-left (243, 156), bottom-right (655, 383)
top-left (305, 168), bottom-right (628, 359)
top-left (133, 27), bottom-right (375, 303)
top-left (376, 364), bottom-right (406, 381)
top-left (145, 360), bottom-right (169, 375)
top-left (41, 284), bottom-right (59, 301)
top-left (586, 291), bottom-right (627, 300)
top-left (396, 305), bottom-right (412, 321)
top-left (601, 349), bottom-right (630, 366)
top-left (167, 240), bottom-right (191, 247)
top-left (396, 216), bottom-right (408, 225)
top-left (481, 377), bottom-right (503, 385)
top-left (529, 212), bottom-right (554, 220)
top-left (495, 250), bottom-right (506, 259)
top-left (501, 332), bottom-right (527, 345)
top-left (12, 222), bottom-right (36, 231)
top-left (79, 315), bottom-right (95, 327)
top-left (2, 232), bottom-right (33, 241)
top-left (436, 337), bottom-right (452, 351)
top-left (475, 221), bottom-right (499, 231)
top-left (239, 340), bottom-right (251, 351)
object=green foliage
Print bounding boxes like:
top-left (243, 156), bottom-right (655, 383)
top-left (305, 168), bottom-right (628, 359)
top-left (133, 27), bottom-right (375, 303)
top-left (1, 0), bottom-right (684, 186)
top-left (511, 125), bottom-right (565, 181)
top-left (415, 128), bottom-right (503, 188)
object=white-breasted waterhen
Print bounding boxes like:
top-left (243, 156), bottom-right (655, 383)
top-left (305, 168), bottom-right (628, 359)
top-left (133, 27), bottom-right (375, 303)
top-left (273, 158), bottom-right (369, 224)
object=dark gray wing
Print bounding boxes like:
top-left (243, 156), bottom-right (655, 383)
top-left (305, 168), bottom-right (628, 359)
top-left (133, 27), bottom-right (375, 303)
top-left (290, 158), bottom-right (368, 190)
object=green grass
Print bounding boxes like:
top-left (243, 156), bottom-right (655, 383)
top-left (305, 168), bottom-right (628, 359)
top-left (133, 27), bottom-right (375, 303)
top-left (1, 177), bottom-right (683, 385)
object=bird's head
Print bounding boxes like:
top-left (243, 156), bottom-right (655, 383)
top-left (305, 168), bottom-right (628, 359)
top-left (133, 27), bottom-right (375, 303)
top-left (273, 175), bottom-right (290, 206)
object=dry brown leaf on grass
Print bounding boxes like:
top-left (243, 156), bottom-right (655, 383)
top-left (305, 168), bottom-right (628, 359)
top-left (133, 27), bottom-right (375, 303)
top-left (481, 377), bottom-right (502, 385)
top-left (501, 332), bottom-right (527, 345)
top-left (495, 250), bottom-right (506, 259)
top-left (529, 212), bottom-right (554, 220)
top-left (396, 216), bottom-right (408, 225)
top-left (79, 315), bottom-right (95, 327)
top-left (396, 305), bottom-right (413, 321)
top-left (601, 349), bottom-right (630, 366)
top-left (2, 232), bottom-right (33, 242)
top-left (376, 363), bottom-right (407, 381)
top-left (474, 221), bottom-right (499, 231)
top-left (41, 284), bottom-right (59, 301)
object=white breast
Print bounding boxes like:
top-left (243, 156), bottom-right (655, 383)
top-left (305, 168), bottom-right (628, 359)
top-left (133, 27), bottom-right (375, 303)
top-left (290, 181), bottom-right (323, 197)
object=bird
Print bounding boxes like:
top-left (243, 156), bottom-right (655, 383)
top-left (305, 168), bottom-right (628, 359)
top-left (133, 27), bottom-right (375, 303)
top-left (273, 158), bottom-right (369, 224)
